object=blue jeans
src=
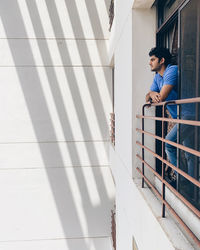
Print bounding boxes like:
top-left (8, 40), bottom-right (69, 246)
top-left (165, 117), bottom-right (195, 177)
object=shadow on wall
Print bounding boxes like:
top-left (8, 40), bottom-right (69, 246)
top-left (0, 0), bottom-right (113, 247)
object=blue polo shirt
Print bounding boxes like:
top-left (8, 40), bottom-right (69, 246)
top-left (150, 64), bottom-right (178, 118)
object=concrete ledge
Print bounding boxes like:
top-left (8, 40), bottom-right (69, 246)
top-left (0, 237), bottom-right (112, 250)
top-left (155, 177), bottom-right (200, 245)
top-left (133, 0), bottom-right (155, 9)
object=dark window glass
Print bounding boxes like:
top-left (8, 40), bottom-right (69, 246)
top-left (179, 0), bottom-right (198, 100)
top-left (156, 0), bottom-right (200, 209)
top-left (178, 0), bottom-right (200, 209)
top-left (157, 0), bottom-right (183, 28)
top-left (164, 0), bottom-right (183, 22)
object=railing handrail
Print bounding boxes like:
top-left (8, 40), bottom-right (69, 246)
top-left (109, 0), bottom-right (114, 32)
top-left (145, 96), bottom-right (200, 107)
top-left (110, 112), bottom-right (115, 146)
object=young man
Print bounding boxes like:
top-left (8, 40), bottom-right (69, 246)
top-left (146, 47), bottom-right (195, 185)
top-left (146, 47), bottom-right (178, 115)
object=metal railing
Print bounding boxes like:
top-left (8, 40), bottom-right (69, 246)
top-left (136, 97), bottom-right (200, 246)
top-left (111, 208), bottom-right (116, 250)
top-left (110, 113), bottom-right (115, 146)
top-left (109, 0), bottom-right (114, 32)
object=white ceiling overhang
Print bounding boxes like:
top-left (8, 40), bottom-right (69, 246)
top-left (133, 0), bottom-right (155, 8)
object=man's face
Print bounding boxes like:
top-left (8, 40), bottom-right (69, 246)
top-left (149, 55), bottom-right (162, 72)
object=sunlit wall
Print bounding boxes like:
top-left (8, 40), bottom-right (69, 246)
top-left (0, 1), bottom-right (115, 250)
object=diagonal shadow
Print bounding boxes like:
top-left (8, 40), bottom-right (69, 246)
top-left (0, 1), bottom-right (101, 248)
top-left (60, 0), bottom-right (112, 201)
top-left (24, 0), bottom-right (112, 237)
top-left (84, 0), bottom-right (111, 101)
top-left (41, 0), bottom-right (112, 210)
top-left (65, 0), bottom-right (111, 101)
top-left (102, 0), bottom-right (110, 17)
top-left (43, 0), bottom-right (111, 141)
top-left (0, 0), bottom-right (114, 247)
top-left (31, 0), bottom-right (111, 196)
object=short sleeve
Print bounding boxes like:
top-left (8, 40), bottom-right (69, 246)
top-left (163, 66), bottom-right (178, 86)
top-left (150, 74), bottom-right (159, 92)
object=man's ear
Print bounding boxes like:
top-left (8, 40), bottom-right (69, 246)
top-left (160, 57), bottom-right (165, 65)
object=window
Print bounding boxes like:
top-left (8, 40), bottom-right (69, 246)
top-left (178, 0), bottom-right (200, 208)
top-left (156, 0), bottom-right (200, 209)
top-left (157, 0), bottom-right (183, 26)
top-left (136, 1), bottom-right (200, 243)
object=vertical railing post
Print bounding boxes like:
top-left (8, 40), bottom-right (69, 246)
top-left (142, 105), bottom-right (145, 188)
top-left (194, 110), bottom-right (199, 202)
top-left (177, 104), bottom-right (180, 191)
top-left (162, 103), bottom-right (167, 217)
top-left (109, 0), bottom-right (114, 31)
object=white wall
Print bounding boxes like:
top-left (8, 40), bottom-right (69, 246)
top-left (132, 8), bottom-right (157, 180)
top-left (115, 10), bottom-right (133, 175)
top-left (0, 0), bottom-right (110, 39)
top-left (108, 0), bottom-right (133, 62)
top-left (0, 1), bottom-right (115, 250)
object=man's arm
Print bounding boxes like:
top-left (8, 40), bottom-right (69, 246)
top-left (159, 65), bottom-right (178, 102)
top-left (159, 84), bottom-right (174, 102)
top-left (146, 85), bottom-right (174, 103)
top-left (147, 74), bottom-right (160, 103)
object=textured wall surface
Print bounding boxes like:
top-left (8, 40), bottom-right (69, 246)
top-left (0, 1), bottom-right (115, 249)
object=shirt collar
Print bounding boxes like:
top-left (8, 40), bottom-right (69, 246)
top-left (157, 64), bottom-right (171, 78)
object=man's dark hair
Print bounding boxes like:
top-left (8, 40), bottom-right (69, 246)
top-left (149, 47), bottom-right (172, 66)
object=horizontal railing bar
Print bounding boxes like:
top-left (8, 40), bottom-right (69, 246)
top-left (136, 115), bottom-right (200, 126)
top-left (171, 97), bottom-right (200, 104)
top-left (136, 128), bottom-right (200, 157)
top-left (136, 141), bottom-right (200, 188)
top-left (144, 97), bottom-right (200, 107)
top-left (137, 167), bottom-right (200, 246)
top-left (137, 97), bottom-right (200, 245)
top-left (136, 154), bottom-right (200, 218)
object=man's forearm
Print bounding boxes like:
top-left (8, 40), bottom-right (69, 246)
top-left (146, 92), bottom-right (151, 102)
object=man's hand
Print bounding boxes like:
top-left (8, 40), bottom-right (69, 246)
top-left (150, 91), bottom-right (161, 103)
top-left (146, 85), bottom-right (175, 103)
top-left (146, 91), bottom-right (161, 103)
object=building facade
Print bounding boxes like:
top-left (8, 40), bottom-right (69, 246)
top-left (109, 0), bottom-right (200, 249)
top-left (0, 0), bottom-right (199, 250)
